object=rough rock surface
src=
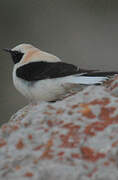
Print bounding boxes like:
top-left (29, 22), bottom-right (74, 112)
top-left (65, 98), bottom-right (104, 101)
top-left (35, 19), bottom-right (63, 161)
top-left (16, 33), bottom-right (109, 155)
top-left (1, 76), bottom-right (118, 180)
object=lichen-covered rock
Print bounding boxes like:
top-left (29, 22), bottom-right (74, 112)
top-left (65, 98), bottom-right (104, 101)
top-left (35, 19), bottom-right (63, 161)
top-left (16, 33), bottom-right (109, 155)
top-left (1, 76), bottom-right (118, 180)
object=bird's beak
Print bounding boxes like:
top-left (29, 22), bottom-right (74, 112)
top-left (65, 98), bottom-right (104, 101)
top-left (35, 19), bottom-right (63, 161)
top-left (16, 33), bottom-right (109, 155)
top-left (3, 48), bottom-right (12, 53)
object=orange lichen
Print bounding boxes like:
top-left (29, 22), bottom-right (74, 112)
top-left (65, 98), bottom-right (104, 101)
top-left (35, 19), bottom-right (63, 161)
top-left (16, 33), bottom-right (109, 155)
top-left (109, 157), bottom-right (116, 163)
top-left (33, 159), bottom-right (39, 164)
top-left (62, 123), bottom-right (80, 129)
top-left (33, 145), bottom-right (44, 151)
top-left (23, 122), bottom-right (30, 127)
top-left (99, 107), bottom-right (117, 121)
top-left (90, 98), bottom-right (110, 106)
top-left (87, 167), bottom-right (98, 177)
top-left (47, 120), bottom-right (54, 127)
top-left (104, 161), bottom-right (110, 166)
top-left (60, 123), bottom-right (80, 148)
top-left (56, 108), bottom-right (65, 114)
top-left (1, 124), bottom-right (10, 133)
top-left (1, 124), bottom-right (20, 134)
top-left (0, 138), bottom-right (6, 148)
top-left (24, 172), bottom-right (34, 177)
top-left (15, 165), bottom-right (21, 170)
top-left (43, 111), bottom-right (52, 115)
top-left (40, 136), bottom-right (54, 159)
top-left (84, 125), bottom-right (96, 136)
top-left (84, 122), bottom-right (107, 136)
top-left (58, 151), bottom-right (65, 156)
top-left (78, 104), bottom-right (96, 119)
top-left (56, 120), bottom-right (64, 125)
top-left (12, 125), bottom-right (19, 131)
top-left (71, 104), bottom-right (79, 109)
top-left (68, 110), bottom-right (73, 115)
top-left (78, 98), bottom-right (110, 119)
top-left (16, 139), bottom-right (24, 150)
top-left (28, 134), bottom-right (33, 140)
top-left (81, 146), bottom-right (106, 162)
top-left (1, 124), bottom-right (8, 130)
top-left (71, 153), bottom-right (81, 159)
top-left (112, 140), bottom-right (118, 147)
top-left (84, 105), bottom-right (118, 136)
top-left (44, 128), bottom-right (49, 132)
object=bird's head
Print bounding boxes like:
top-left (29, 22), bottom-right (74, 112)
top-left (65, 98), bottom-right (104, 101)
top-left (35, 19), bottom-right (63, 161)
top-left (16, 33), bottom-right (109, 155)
top-left (3, 43), bottom-right (61, 65)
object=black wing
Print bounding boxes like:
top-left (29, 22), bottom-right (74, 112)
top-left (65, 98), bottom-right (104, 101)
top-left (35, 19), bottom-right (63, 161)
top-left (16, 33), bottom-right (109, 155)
top-left (16, 61), bottom-right (96, 81)
top-left (16, 61), bottom-right (118, 81)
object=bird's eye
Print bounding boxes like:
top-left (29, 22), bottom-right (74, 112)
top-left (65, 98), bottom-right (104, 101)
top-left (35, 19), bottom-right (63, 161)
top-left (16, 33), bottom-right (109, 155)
top-left (11, 51), bottom-right (24, 64)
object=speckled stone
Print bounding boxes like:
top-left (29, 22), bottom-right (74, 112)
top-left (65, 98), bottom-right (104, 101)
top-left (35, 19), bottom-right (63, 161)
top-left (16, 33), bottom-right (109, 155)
top-left (1, 76), bottom-right (118, 180)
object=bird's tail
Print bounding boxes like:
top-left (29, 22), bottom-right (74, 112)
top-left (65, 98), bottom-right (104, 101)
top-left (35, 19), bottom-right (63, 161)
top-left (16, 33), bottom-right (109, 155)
top-left (68, 71), bottom-right (118, 85)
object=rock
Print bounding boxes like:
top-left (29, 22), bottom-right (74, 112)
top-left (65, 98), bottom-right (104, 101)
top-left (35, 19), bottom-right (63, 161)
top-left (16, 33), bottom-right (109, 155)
top-left (1, 76), bottom-right (118, 180)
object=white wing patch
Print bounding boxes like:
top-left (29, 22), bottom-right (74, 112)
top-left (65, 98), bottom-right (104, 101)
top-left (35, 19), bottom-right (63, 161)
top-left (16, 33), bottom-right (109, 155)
top-left (67, 76), bottom-right (109, 85)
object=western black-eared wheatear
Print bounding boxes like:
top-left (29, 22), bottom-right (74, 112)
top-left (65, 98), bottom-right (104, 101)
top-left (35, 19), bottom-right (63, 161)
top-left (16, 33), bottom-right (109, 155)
top-left (3, 43), bottom-right (118, 102)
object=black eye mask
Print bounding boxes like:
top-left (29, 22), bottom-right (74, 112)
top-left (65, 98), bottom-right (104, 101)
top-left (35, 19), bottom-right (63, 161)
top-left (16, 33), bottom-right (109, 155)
top-left (10, 51), bottom-right (24, 64)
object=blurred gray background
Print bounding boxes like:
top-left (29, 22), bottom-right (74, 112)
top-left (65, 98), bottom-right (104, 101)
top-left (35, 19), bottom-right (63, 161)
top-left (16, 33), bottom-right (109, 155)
top-left (0, 0), bottom-right (118, 123)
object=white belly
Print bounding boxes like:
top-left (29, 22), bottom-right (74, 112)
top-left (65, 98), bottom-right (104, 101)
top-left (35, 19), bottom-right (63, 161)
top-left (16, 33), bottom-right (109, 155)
top-left (13, 74), bottom-right (67, 102)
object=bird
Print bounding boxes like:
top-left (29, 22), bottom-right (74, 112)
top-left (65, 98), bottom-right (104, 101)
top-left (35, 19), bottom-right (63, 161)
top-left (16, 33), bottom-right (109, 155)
top-left (3, 43), bottom-right (118, 102)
